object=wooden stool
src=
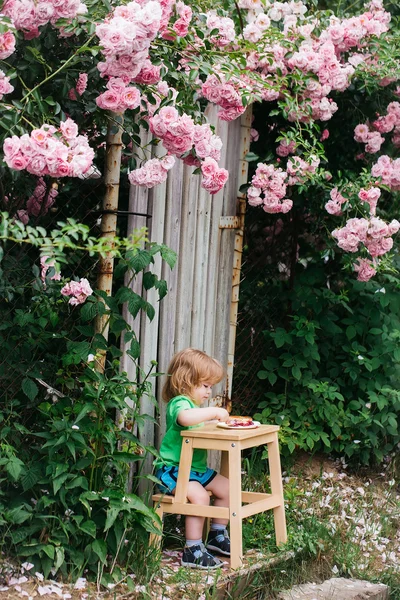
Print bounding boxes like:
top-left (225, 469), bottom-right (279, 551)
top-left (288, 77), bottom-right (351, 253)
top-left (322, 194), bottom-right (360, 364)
top-left (150, 424), bottom-right (287, 569)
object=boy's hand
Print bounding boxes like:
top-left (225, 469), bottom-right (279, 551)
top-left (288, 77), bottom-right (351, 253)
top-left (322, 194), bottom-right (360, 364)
top-left (214, 408), bottom-right (229, 422)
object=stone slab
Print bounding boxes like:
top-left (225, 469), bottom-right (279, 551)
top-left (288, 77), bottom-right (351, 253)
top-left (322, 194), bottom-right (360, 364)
top-left (278, 578), bottom-right (389, 600)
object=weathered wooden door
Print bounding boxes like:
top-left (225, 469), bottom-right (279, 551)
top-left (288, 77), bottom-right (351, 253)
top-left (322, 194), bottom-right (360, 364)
top-left (120, 107), bottom-right (252, 479)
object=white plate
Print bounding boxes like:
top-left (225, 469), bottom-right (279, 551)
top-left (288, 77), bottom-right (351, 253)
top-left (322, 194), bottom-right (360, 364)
top-left (217, 421), bottom-right (261, 430)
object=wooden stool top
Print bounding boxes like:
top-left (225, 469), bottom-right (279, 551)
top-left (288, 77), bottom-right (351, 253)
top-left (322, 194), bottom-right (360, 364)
top-left (180, 423), bottom-right (280, 441)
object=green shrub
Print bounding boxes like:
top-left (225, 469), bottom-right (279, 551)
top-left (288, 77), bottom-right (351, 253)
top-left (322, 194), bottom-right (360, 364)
top-left (254, 266), bottom-right (400, 464)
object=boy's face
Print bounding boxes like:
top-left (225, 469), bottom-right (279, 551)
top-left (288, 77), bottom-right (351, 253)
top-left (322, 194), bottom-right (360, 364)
top-left (191, 381), bottom-right (213, 405)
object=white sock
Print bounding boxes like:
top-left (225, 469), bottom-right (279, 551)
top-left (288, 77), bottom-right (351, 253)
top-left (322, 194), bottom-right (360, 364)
top-left (186, 538), bottom-right (202, 547)
top-left (210, 523), bottom-right (225, 531)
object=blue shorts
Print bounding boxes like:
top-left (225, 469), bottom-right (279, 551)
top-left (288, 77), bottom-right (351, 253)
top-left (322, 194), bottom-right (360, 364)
top-left (155, 465), bottom-right (217, 494)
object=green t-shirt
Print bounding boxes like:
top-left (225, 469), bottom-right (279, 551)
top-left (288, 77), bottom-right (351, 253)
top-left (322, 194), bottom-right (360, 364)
top-left (155, 395), bottom-right (207, 473)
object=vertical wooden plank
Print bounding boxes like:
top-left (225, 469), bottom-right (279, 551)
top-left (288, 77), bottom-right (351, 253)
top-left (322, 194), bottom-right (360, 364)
top-left (203, 107), bottom-right (228, 364)
top-left (190, 184), bottom-right (212, 349)
top-left (174, 165), bottom-right (200, 351)
top-left (156, 159), bottom-right (184, 445)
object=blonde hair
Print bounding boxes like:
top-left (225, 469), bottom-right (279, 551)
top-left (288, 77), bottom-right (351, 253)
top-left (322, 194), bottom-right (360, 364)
top-left (162, 348), bottom-right (224, 403)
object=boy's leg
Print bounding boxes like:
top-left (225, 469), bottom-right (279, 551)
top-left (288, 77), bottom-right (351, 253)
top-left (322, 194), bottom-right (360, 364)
top-left (205, 474), bottom-right (231, 556)
top-left (205, 474), bottom-right (229, 526)
top-left (181, 481), bottom-right (222, 569)
top-left (184, 481), bottom-right (210, 539)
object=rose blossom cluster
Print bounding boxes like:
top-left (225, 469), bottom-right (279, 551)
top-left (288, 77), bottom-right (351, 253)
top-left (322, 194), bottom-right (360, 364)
top-left (332, 216), bottom-right (400, 257)
top-left (0, 30), bottom-right (16, 59)
top-left (247, 163), bottom-right (293, 214)
top-left (171, 1), bottom-right (192, 38)
top-left (149, 106), bottom-right (196, 155)
top-left (210, 2), bottom-right (391, 127)
top-left (286, 155), bottom-right (320, 185)
top-left (201, 74), bottom-right (246, 122)
top-left (320, 2), bottom-right (390, 53)
top-left (276, 139), bottom-right (296, 157)
top-left (243, 12), bottom-right (272, 43)
top-left (149, 106), bottom-right (223, 162)
top-left (128, 154), bottom-right (175, 188)
top-left (353, 258), bottom-right (377, 282)
top-left (358, 186), bottom-right (381, 215)
top-left (205, 11), bottom-right (236, 47)
top-left (354, 123), bottom-right (384, 154)
top-left (0, 70), bottom-right (14, 101)
top-left (355, 102), bottom-right (400, 152)
top-left (371, 155), bottom-right (400, 191)
top-left (325, 187), bottom-right (347, 216)
top-left (129, 104), bottom-right (228, 194)
top-left (96, 1), bottom-right (162, 82)
top-left (61, 278), bottom-right (93, 306)
top-left (132, 59), bottom-right (161, 85)
top-left (26, 177), bottom-right (58, 217)
top-left (3, 118), bottom-right (94, 178)
top-left (2, 0), bottom-right (87, 38)
top-left (200, 157), bottom-right (229, 195)
top-left (68, 72), bottom-right (88, 101)
top-left (40, 255), bottom-right (61, 283)
top-left (96, 78), bottom-right (141, 113)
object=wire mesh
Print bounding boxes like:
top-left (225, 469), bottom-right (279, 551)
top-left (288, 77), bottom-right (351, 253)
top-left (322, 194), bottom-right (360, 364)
top-left (231, 208), bottom-right (291, 415)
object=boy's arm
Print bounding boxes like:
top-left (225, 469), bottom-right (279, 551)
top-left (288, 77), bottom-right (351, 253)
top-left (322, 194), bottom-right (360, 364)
top-left (177, 406), bottom-right (229, 427)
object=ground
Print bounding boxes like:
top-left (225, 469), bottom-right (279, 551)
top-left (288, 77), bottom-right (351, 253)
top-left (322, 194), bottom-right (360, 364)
top-left (1, 452), bottom-right (399, 599)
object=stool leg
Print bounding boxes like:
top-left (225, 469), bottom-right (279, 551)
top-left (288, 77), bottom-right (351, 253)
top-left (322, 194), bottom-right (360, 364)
top-left (175, 437), bottom-right (193, 504)
top-left (268, 434), bottom-right (287, 545)
top-left (228, 444), bottom-right (243, 569)
top-left (149, 502), bottom-right (164, 549)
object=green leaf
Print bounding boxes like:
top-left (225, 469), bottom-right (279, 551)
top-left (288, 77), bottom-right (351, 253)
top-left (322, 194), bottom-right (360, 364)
top-left (92, 539), bottom-right (107, 564)
top-left (268, 372), bottom-right (278, 386)
top-left (104, 507), bottom-right (120, 532)
top-left (129, 249), bottom-right (152, 273)
top-left (257, 370), bottom-right (269, 380)
top-left (245, 152), bottom-right (259, 162)
top-left (54, 547), bottom-right (65, 572)
top-left (80, 301), bottom-right (98, 322)
top-left (65, 476), bottom-right (88, 490)
top-left (22, 378), bottom-right (38, 401)
top-left (160, 246), bottom-right (177, 269)
top-left (346, 326), bottom-right (356, 340)
top-left (144, 301), bottom-right (155, 321)
top-left (292, 366), bottom-right (301, 381)
top-left (128, 293), bottom-right (143, 318)
top-left (6, 456), bottom-right (24, 481)
top-left (11, 524), bottom-right (43, 544)
top-left (143, 271), bottom-right (156, 290)
top-left (80, 520), bottom-right (97, 538)
top-left (128, 338), bottom-right (140, 359)
top-left (53, 473), bottom-right (69, 495)
top-left (43, 545), bottom-right (55, 560)
top-left (112, 452), bottom-right (145, 463)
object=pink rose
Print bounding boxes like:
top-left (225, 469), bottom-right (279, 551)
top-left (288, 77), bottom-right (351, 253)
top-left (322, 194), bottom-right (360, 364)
top-left (96, 90), bottom-right (123, 111)
top-left (6, 153), bottom-right (29, 170)
top-left (60, 118), bottom-right (79, 140)
top-left (201, 157), bottom-right (218, 177)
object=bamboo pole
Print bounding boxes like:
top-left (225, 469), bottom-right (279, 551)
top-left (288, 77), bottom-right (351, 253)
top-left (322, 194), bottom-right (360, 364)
top-left (226, 107), bottom-right (252, 397)
top-left (94, 112), bottom-right (124, 373)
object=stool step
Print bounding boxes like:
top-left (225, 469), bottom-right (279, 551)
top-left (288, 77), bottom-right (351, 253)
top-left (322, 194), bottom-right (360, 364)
top-left (152, 490), bottom-right (213, 504)
top-left (152, 493), bottom-right (174, 504)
